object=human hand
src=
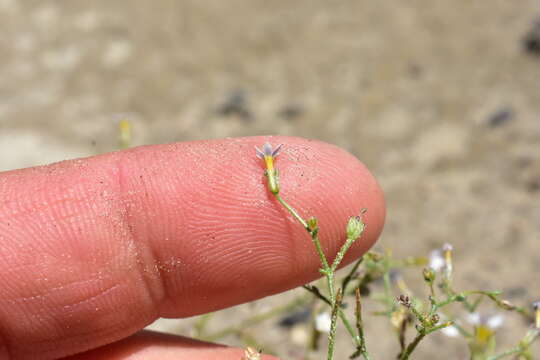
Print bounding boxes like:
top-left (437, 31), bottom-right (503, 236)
top-left (0, 136), bottom-right (385, 360)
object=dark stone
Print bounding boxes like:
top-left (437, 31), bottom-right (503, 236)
top-left (523, 18), bottom-right (540, 55)
top-left (216, 89), bottom-right (253, 121)
top-left (526, 178), bottom-right (540, 193)
top-left (278, 103), bottom-right (304, 121)
top-left (277, 308), bottom-right (311, 328)
top-left (487, 107), bottom-right (514, 128)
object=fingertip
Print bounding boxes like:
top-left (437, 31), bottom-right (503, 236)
top-left (142, 135), bottom-right (386, 315)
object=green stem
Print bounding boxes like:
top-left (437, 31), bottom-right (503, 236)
top-left (354, 287), bottom-right (371, 360)
top-left (275, 194), bottom-right (332, 295)
top-left (326, 271), bottom-right (336, 305)
top-left (275, 194), bottom-right (309, 229)
top-left (487, 329), bottom-right (539, 360)
top-left (276, 194), bottom-right (330, 270)
top-left (332, 235), bottom-right (361, 272)
top-left (303, 285), bottom-right (332, 306)
top-left (327, 290), bottom-right (343, 360)
top-left (302, 285), bottom-right (363, 348)
top-left (399, 331), bottom-right (426, 360)
top-left (428, 282), bottom-right (435, 298)
top-left (487, 347), bottom-right (524, 360)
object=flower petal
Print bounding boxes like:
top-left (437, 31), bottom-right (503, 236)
top-left (271, 143), bottom-right (283, 157)
top-left (255, 146), bottom-right (265, 159)
top-left (263, 142), bottom-right (273, 156)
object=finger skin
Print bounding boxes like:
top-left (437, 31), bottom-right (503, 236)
top-left (62, 330), bottom-right (280, 360)
top-left (0, 136), bottom-right (385, 359)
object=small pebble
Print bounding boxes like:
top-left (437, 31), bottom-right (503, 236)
top-left (278, 103), bottom-right (304, 121)
top-left (487, 107), bottom-right (514, 128)
top-left (523, 18), bottom-right (540, 55)
top-left (216, 89), bottom-right (252, 121)
top-left (526, 178), bottom-right (540, 193)
top-left (277, 308), bottom-right (310, 328)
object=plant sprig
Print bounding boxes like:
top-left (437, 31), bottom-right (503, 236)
top-left (204, 142), bottom-right (540, 360)
top-left (256, 142), bottom-right (369, 360)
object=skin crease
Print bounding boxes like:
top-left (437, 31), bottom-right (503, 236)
top-left (0, 136), bottom-right (385, 360)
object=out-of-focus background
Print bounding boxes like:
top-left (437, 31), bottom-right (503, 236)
top-left (1, 1), bottom-right (539, 358)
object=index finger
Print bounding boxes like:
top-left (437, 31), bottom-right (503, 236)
top-left (0, 136), bottom-right (385, 360)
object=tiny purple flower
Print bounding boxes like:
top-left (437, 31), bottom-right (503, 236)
top-left (255, 142), bottom-right (282, 160)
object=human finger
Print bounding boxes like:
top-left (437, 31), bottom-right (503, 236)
top-left (0, 136), bottom-right (385, 359)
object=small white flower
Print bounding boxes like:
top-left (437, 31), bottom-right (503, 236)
top-left (466, 312), bottom-right (481, 325)
top-left (486, 314), bottom-right (504, 329)
top-left (466, 312), bottom-right (504, 330)
top-left (441, 325), bottom-right (460, 338)
top-left (428, 249), bottom-right (445, 271)
top-left (442, 243), bottom-right (453, 252)
top-left (428, 243), bottom-right (454, 273)
top-left (315, 312), bottom-right (332, 333)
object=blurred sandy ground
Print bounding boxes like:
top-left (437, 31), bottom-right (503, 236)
top-left (1, 0), bottom-right (539, 358)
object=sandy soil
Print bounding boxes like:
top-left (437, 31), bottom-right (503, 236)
top-left (1, 1), bottom-right (539, 358)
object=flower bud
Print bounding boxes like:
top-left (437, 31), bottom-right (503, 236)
top-left (422, 268), bottom-right (436, 283)
top-left (307, 217), bottom-right (318, 231)
top-left (346, 215), bottom-right (365, 240)
top-left (533, 300), bottom-right (540, 329)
